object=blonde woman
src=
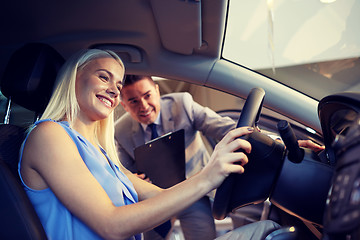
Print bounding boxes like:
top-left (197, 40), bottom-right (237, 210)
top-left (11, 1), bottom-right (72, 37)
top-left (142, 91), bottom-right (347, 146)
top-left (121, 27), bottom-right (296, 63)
top-left (18, 49), bottom-right (279, 240)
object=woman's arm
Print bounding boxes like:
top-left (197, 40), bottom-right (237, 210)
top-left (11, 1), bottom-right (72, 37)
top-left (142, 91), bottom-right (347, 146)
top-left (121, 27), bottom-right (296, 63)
top-left (21, 121), bottom-right (253, 240)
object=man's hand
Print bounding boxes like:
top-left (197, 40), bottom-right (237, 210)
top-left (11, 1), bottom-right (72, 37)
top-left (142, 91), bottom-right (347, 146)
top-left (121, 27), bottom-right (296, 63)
top-left (134, 172), bottom-right (152, 183)
top-left (298, 140), bottom-right (325, 152)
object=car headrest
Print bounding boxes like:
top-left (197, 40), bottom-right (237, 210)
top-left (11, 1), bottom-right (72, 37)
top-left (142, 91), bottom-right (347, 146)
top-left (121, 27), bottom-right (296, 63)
top-left (1, 43), bottom-right (65, 114)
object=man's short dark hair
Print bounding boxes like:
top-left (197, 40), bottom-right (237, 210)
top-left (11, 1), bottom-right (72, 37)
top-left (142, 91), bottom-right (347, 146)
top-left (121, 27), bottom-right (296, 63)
top-left (122, 75), bottom-right (154, 88)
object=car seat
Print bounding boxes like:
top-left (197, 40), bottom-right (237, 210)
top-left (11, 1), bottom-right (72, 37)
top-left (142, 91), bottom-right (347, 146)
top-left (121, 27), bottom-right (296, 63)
top-left (0, 42), bottom-right (64, 239)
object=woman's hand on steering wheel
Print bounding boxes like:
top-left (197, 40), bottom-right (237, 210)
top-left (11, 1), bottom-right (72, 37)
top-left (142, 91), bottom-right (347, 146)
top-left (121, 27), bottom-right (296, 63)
top-left (201, 126), bottom-right (254, 190)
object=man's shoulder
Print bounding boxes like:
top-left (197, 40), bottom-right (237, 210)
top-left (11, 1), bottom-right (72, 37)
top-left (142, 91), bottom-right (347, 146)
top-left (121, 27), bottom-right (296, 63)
top-left (161, 92), bottom-right (193, 105)
top-left (161, 91), bottom-right (190, 99)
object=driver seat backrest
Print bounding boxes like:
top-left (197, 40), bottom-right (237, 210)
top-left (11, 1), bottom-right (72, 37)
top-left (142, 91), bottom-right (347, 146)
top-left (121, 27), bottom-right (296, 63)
top-left (0, 43), bottom-right (64, 239)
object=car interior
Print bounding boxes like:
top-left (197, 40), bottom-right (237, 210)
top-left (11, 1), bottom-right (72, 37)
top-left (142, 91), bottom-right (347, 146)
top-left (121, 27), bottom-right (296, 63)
top-left (1, 0), bottom-right (360, 240)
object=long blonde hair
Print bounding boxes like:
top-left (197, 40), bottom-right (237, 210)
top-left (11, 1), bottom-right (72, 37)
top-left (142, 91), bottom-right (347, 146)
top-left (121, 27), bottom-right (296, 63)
top-left (40, 49), bottom-right (124, 164)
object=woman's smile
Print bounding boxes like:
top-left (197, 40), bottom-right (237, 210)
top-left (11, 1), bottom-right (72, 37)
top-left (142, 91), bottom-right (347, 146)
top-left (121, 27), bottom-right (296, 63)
top-left (97, 95), bottom-right (113, 108)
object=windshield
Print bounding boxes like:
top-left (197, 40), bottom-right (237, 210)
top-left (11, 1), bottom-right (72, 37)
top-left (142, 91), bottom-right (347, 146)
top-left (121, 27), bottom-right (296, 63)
top-left (223, 0), bottom-right (360, 101)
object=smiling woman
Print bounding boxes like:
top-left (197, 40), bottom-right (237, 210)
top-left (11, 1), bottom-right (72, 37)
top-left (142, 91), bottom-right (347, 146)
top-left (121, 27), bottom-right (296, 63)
top-left (16, 48), bottom-right (281, 240)
top-left (74, 57), bottom-right (123, 121)
top-left (18, 49), bottom-right (137, 239)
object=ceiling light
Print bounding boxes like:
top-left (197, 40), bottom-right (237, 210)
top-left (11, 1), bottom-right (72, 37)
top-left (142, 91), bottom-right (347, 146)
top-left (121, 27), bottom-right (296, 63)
top-left (320, 0), bottom-right (336, 3)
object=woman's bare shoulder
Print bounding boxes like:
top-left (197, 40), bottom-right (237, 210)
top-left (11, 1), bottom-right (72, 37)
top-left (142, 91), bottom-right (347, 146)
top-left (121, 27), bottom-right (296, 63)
top-left (32, 120), bottom-right (61, 131)
top-left (28, 121), bottom-right (68, 141)
top-left (22, 121), bottom-right (78, 189)
top-left (24, 120), bottom-right (76, 159)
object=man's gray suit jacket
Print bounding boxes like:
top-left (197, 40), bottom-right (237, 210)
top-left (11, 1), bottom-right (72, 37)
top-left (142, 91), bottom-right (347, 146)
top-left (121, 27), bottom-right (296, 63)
top-left (114, 92), bottom-right (236, 179)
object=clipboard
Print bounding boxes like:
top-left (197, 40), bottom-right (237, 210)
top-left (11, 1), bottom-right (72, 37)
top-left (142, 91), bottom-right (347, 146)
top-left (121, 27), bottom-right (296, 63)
top-left (134, 129), bottom-right (186, 188)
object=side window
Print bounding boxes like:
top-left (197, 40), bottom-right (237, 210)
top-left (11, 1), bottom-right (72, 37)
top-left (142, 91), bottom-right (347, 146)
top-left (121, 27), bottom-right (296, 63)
top-left (114, 77), bottom-right (323, 147)
top-left (156, 78), bottom-right (246, 113)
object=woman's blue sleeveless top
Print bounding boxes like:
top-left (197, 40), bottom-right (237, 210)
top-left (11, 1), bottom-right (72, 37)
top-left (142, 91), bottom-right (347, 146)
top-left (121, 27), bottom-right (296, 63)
top-left (18, 119), bottom-right (141, 240)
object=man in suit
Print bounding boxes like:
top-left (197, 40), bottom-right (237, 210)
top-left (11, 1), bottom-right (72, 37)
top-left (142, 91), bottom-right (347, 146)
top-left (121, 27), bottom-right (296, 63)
top-left (114, 75), bottom-right (236, 240)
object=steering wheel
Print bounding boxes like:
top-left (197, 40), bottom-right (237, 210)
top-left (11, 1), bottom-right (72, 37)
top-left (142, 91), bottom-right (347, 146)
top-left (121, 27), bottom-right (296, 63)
top-left (212, 88), bottom-right (343, 232)
top-left (212, 87), bottom-right (267, 219)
